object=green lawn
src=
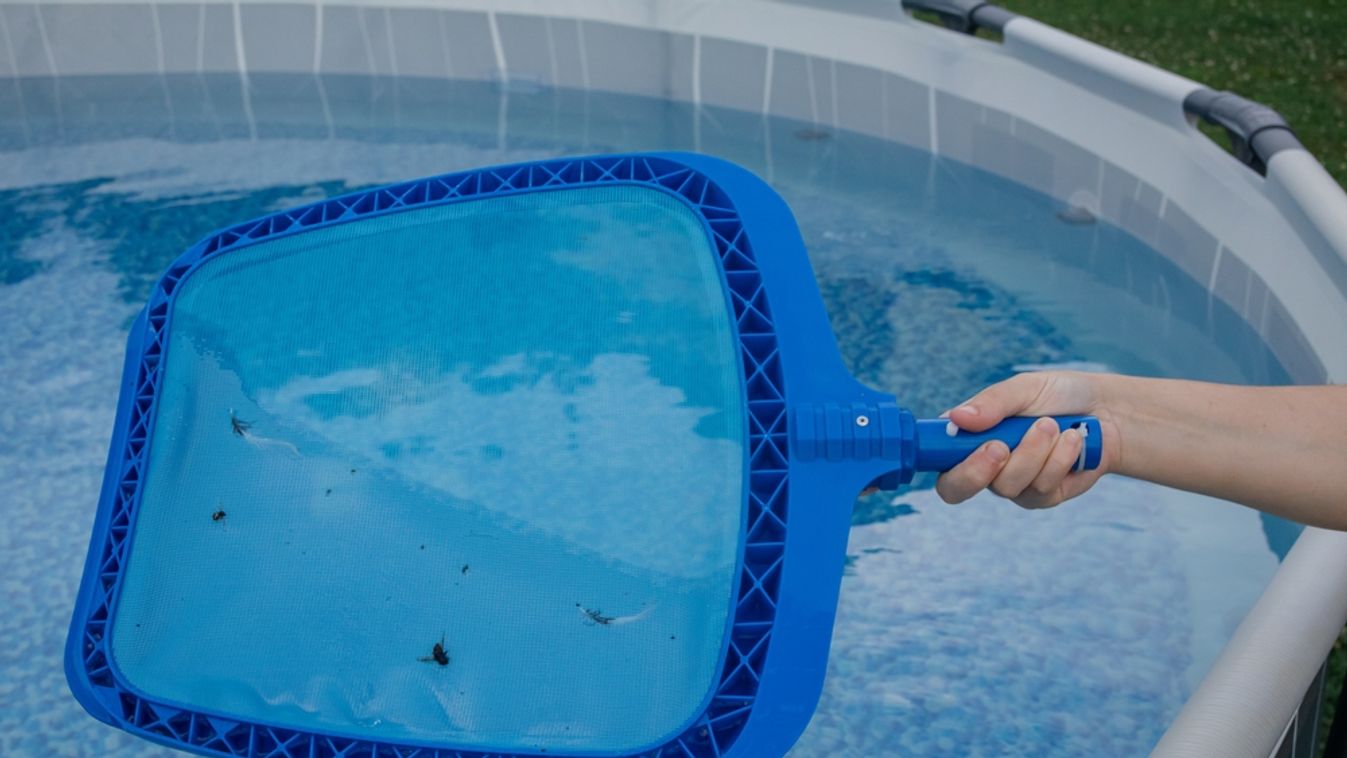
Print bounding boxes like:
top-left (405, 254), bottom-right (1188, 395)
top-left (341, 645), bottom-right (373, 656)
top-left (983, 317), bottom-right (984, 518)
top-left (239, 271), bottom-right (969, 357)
top-left (995, 0), bottom-right (1347, 187)
top-left (990, 2), bottom-right (1347, 753)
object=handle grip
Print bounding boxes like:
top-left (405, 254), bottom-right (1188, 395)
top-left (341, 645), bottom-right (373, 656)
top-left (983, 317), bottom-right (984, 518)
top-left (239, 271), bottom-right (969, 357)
top-left (913, 415), bottom-right (1102, 473)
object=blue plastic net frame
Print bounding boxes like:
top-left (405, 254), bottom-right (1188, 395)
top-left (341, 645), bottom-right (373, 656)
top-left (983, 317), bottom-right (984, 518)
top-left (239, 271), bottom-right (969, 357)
top-left (66, 153), bottom-right (800, 758)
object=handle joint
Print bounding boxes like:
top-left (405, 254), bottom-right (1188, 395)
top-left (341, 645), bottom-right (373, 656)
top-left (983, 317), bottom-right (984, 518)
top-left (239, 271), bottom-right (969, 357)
top-left (791, 401), bottom-right (915, 486)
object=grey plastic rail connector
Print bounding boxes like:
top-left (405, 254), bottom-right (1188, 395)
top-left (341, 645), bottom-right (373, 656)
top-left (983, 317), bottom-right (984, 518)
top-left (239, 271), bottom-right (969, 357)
top-left (1183, 89), bottom-right (1302, 175)
top-left (900, 0), bottom-right (1017, 35)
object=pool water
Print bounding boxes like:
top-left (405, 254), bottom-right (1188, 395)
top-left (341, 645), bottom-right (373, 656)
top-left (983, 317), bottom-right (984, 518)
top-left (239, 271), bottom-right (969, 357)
top-left (0, 74), bottom-right (1294, 757)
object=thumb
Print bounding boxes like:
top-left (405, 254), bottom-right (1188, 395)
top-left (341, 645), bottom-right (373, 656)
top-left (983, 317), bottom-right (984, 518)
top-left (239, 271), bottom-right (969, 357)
top-left (947, 373), bottom-right (1056, 432)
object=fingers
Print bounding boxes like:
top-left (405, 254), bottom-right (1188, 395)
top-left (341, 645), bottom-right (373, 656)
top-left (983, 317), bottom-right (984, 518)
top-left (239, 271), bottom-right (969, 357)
top-left (936, 420), bottom-right (1103, 510)
top-left (1011, 426), bottom-right (1086, 509)
top-left (936, 440), bottom-right (1010, 504)
top-left (1054, 464), bottom-right (1107, 504)
top-left (947, 373), bottom-right (1055, 433)
top-left (989, 417), bottom-right (1060, 500)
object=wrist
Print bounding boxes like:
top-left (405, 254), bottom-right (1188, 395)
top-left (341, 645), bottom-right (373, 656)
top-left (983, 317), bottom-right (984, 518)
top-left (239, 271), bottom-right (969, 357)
top-left (1088, 372), bottom-right (1132, 477)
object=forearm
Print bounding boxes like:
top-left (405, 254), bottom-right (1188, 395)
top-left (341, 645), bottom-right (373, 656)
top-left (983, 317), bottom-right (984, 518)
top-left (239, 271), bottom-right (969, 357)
top-left (1101, 375), bottom-right (1347, 529)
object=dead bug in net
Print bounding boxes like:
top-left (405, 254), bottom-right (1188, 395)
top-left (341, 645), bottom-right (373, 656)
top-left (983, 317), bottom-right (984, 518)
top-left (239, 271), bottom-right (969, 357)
top-left (229, 412), bottom-right (252, 438)
top-left (461, 564), bottom-right (469, 575)
top-left (576, 603), bottom-right (615, 626)
top-left (418, 634), bottom-right (450, 666)
top-left (211, 509), bottom-right (227, 523)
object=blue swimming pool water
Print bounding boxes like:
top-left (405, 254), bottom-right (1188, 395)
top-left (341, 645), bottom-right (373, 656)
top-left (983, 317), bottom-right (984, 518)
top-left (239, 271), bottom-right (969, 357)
top-left (0, 75), bottom-right (1294, 757)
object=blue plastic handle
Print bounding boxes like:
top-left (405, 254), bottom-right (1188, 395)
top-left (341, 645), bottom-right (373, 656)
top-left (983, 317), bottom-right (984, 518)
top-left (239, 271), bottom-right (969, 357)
top-left (912, 415), bottom-right (1103, 473)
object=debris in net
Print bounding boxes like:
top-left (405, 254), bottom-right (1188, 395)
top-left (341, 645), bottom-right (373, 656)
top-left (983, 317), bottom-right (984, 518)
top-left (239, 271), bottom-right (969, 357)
top-left (576, 603), bottom-right (654, 626)
top-left (419, 634), bottom-right (450, 666)
top-left (228, 409), bottom-right (301, 456)
top-left (229, 413), bottom-right (252, 437)
top-left (578, 604), bottom-right (615, 626)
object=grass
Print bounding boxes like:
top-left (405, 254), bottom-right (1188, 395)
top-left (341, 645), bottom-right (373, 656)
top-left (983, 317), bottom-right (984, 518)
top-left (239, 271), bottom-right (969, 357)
top-left (1324, 629), bottom-right (1347, 754)
top-left (985, 2), bottom-right (1347, 753)
top-left (994, 0), bottom-right (1347, 187)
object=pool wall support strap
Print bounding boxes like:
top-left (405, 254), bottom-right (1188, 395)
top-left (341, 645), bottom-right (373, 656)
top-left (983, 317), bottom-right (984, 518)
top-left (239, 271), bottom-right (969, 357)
top-left (900, 0), bottom-right (1016, 34)
top-left (1152, 527), bottom-right (1347, 758)
top-left (1184, 89), bottom-right (1302, 176)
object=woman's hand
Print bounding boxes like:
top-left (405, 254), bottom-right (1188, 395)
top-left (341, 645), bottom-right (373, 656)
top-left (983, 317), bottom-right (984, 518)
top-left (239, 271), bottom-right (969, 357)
top-left (933, 373), bottom-right (1347, 529)
top-left (935, 371), bottom-right (1125, 509)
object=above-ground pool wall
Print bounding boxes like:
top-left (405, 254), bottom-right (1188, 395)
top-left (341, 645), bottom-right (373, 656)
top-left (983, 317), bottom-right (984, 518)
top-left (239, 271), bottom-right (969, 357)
top-left (1, 0), bottom-right (1342, 388)
top-left (7, 3), bottom-right (1347, 757)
